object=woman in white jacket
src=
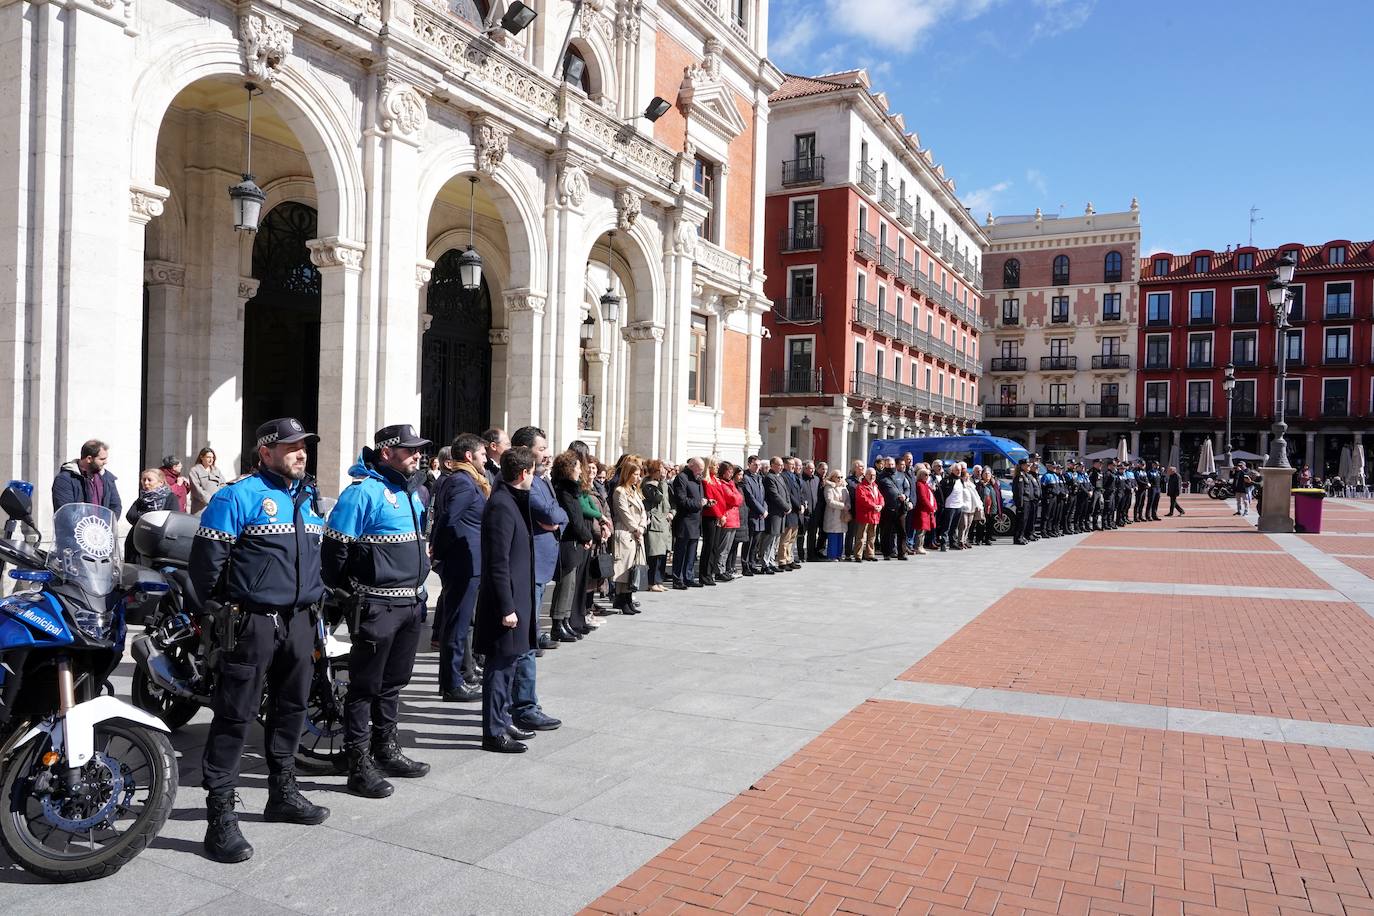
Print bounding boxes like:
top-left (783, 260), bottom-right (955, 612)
top-left (943, 463), bottom-right (969, 550)
top-left (962, 466), bottom-right (985, 548)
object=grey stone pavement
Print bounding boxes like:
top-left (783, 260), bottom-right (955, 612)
top-left (4, 504), bottom-right (1372, 912)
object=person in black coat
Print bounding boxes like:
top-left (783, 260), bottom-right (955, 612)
top-left (474, 447), bottom-right (538, 753)
top-left (670, 458), bottom-right (710, 588)
top-left (430, 434), bottom-right (489, 702)
top-left (877, 460), bottom-right (909, 560)
top-left (124, 468), bottom-right (178, 563)
top-left (1011, 459), bottom-right (1032, 545)
top-left (759, 458), bottom-right (790, 573)
top-left (1165, 465), bottom-right (1185, 516)
top-left (739, 457), bottom-right (767, 575)
top-left (550, 452), bottom-right (595, 640)
top-left (780, 458), bottom-right (806, 569)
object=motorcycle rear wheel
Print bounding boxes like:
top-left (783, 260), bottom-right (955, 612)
top-left (0, 722), bottom-right (177, 882)
top-left (130, 667), bottom-right (200, 731)
top-left (293, 653), bottom-right (351, 773)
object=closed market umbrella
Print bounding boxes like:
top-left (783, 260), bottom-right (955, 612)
top-left (1338, 445), bottom-right (1353, 483)
top-left (1117, 436), bottom-right (1129, 463)
top-left (1198, 439), bottom-right (1216, 476)
top-left (1355, 442), bottom-right (1368, 492)
top-left (1168, 442), bottom-right (1181, 470)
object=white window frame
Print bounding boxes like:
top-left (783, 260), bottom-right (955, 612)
top-left (1186, 378), bottom-right (1213, 415)
top-left (1230, 329), bottom-right (1258, 366)
top-left (1145, 380), bottom-right (1170, 416)
top-left (875, 346), bottom-right (885, 380)
top-left (1145, 333), bottom-right (1170, 369)
top-left (1187, 331), bottom-right (1214, 368)
top-left (1323, 280), bottom-right (1354, 319)
top-left (893, 354), bottom-right (902, 383)
top-left (1232, 378), bottom-right (1256, 416)
top-left (783, 334), bottom-right (817, 376)
top-left (1277, 377), bottom-right (1302, 415)
top-left (1231, 285), bottom-right (1260, 323)
top-left (1324, 326), bottom-right (1353, 364)
top-left (854, 339), bottom-right (865, 374)
top-left (855, 270), bottom-right (868, 304)
top-left (1146, 291), bottom-right (1172, 324)
top-left (1188, 288), bottom-right (1216, 323)
top-left (787, 194), bottom-right (819, 231)
top-left (1322, 377), bottom-right (1351, 412)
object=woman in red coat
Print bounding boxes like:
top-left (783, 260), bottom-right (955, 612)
top-left (852, 468), bottom-right (884, 561)
top-left (913, 464), bottom-right (938, 555)
top-left (710, 462), bottom-right (744, 581)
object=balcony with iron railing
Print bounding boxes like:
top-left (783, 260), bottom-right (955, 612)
top-left (1000, 314), bottom-right (1021, 327)
top-left (898, 261), bottom-right (917, 287)
top-left (880, 181), bottom-right (898, 210)
top-left (896, 318), bottom-right (914, 344)
top-left (1034, 403), bottom-right (1081, 418)
top-left (1091, 354), bottom-right (1131, 370)
top-left (1041, 355), bottom-right (1078, 371)
top-left (1189, 312), bottom-right (1216, 327)
top-left (1324, 352), bottom-right (1353, 366)
top-left (778, 225), bottom-right (825, 252)
top-left (780, 156), bottom-right (825, 186)
top-left (1083, 402), bottom-right (1130, 418)
top-left (898, 198), bottom-right (914, 226)
top-left (857, 162), bottom-right (877, 193)
top-left (1049, 310), bottom-right (1070, 324)
top-left (913, 211), bottom-right (930, 239)
top-left (877, 309), bottom-right (899, 339)
top-left (990, 357), bottom-right (1027, 372)
top-left (879, 246), bottom-right (898, 275)
top-left (854, 229), bottom-right (878, 261)
top-left (769, 368), bottom-right (824, 395)
top-left (852, 298), bottom-right (878, 329)
top-left (941, 239), bottom-right (955, 261)
top-left (1186, 404), bottom-right (1213, 418)
top-left (983, 402), bottom-right (1029, 418)
top-left (774, 296), bottom-right (823, 323)
top-left (850, 370), bottom-right (880, 399)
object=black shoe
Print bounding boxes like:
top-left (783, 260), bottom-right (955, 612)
top-left (482, 734), bottom-right (527, 754)
top-left (345, 747), bottom-right (394, 799)
top-left (702, 579), bottom-right (717, 587)
top-left (622, 604), bottom-right (641, 615)
top-left (506, 724), bottom-right (535, 741)
top-left (741, 568), bottom-right (754, 577)
top-left (689, 582), bottom-right (704, 588)
top-left (514, 710), bottom-right (562, 731)
top-left (672, 582), bottom-right (690, 590)
top-left (442, 684), bottom-right (482, 703)
top-left (371, 731), bottom-right (430, 779)
top-left (263, 770), bottom-right (330, 825)
top-left (719, 574), bottom-right (735, 582)
top-left (538, 633), bottom-right (558, 650)
top-left (551, 621), bottom-right (578, 642)
top-left (572, 623), bottom-right (592, 636)
top-left (204, 791), bottom-right (253, 864)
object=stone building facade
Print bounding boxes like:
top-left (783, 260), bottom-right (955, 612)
top-left (0, 0), bottom-right (780, 508)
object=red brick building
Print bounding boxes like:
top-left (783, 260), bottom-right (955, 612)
top-left (1136, 240), bottom-right (1373, 477)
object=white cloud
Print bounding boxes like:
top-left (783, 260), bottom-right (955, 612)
top-left (1025, 168), bottom-right (1048, 196)
top-left (963, 180), bottom-right (1012, 215)
top-left (1030, 0), bottom-right (1096, 39)
top-left (771, 13), bottom-right (822, 63)
top-left (822, 0), bottom-right (1000, 52)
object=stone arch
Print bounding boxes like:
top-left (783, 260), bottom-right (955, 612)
top-left (426, 226), bottom-right (512, 324)
top-left (566, 35), bottom-right (612, 104)
top-left (129, 34), bottom-right (364, 240)
top-left (146, 159), bottom-right (186, 264)
top-left (415, 141), bottom-right (547, 295)
top-left (239, 175), bottom-right (319, 275)
top-left (577, 207), bottom-right (664, 326)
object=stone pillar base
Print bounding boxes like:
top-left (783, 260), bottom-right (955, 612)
top-left (1256, 466), bottom-right (1296, 533)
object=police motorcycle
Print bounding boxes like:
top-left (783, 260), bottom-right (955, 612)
top-left (0, 483), bottom-right (177, 882)
top-left (1204, 476), bottom-right (1234, 500)
top-left (126, 508), bottom-right (354, 771)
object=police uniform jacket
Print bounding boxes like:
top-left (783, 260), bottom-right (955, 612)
top-left (429, 466), bottom-right (488, 582)
top-left (190, 468), bottom-right (326, 610)
top-left (1012, 473), bottom-right (1029, 508)
top-left (473, 483), bottom-right (537, 659)
top-left (321, 450), bottom-right (430, 603)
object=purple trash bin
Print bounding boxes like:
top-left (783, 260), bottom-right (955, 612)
top-left (1292, 489), bottom-right (1325, 533)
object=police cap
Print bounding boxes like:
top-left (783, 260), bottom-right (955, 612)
top-left (375, 423), bottom-right (433, 450)
top-left (255, 417), bottom-right (319, 448)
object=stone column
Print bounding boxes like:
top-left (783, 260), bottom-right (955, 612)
top-left (1027, 429), bottom-right (1038, 455)
top-left (1304, 431), bottom-right (1316, 470)
top-left (488, 328), bottom-right (511, 428)
top-left (1130, 429), bottom-right (1141, 459)
top-left (744, 297), bottom-right (768, 457)
top-left (663, 212), bottom-right (701, 458)
top-left (622, 321), bottom-right (664, 455)
top-left (1260, 430), bottom-right (1270, 457)
top-left (544, 154), bottom-right (591, 450)
top-left (141, 260), bottom-right (187, 466)
top-left (504, 289), bottom-right (545, 432)
top-left (828, 409), bottom-right (849, 468)
top-left (1077, 428), bottom-right (1088, 458)
top-left (856, 410), bottom-right (871, 467)
top-left (308, 237), bottom-right (366, 496)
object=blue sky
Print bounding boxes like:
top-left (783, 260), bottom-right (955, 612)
top-left (767, 0), bottom-right (1374, 254)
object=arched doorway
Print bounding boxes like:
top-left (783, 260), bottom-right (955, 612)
top-left (241, 202), bottom-right (322, 468)
top-left (421, 248), bottom-right (492, 447)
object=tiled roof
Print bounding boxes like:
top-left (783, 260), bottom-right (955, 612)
top-left (1139, 240), bottom-right (1374, 281)
top-left (769, 73), bottom-right (863, 102)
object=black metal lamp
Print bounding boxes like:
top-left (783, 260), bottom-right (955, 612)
top-left (643, 97), bottom-right (672, 122)
top-left (1275, 250), bottom-right (1298, 285)
top-left (580, 314), bottom-right (595, 345)
top-left (459, 176), bottom-right (482, 293)
top-left (497, 1), bottom-right (537, 34)
top-left (599, 232), bottom-right (621, 323)
top-left (228, 83), bottom-right (266, 232)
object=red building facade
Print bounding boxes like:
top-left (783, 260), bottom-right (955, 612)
top-left (1136, 240), bottom-right (1373, 477)
top-left (759, 71), bottom-right (984, 467)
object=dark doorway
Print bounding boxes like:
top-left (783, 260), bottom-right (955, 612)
top-left (421, 248), bottom-right (492, 449)
top-left (242, 202), bottom-right (321, 473)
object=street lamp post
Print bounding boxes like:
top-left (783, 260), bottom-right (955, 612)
top-left (1258, 251), bottom-right (1299, 532)
top-left (1222, 362), bottom-right (1236, 469)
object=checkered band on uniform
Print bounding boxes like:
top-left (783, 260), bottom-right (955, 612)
top-left (324, 528), bottom-right (356, 543)
top-left (352, 581), bottom-right (423, 598)
top-left (242, 523), bottom-right (297, 536)
top-left (358, 531), bottom-right (419, 544)
top-left (256, 432), bottom-right (281, 447)
top-left (302, 523), bottom-right (323, 536)
top-left (377, 436), bottom-right (402, 448)
top-left (195, 527), bottom-right (235, 542)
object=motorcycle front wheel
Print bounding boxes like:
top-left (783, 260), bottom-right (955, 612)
top-left (0, 722), bottom-right (177, 882)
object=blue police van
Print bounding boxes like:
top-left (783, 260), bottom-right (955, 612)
top-left (866, 433), bottom-right (1029, 535)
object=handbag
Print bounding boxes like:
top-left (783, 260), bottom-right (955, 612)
top-left (628, 564), bottom-right (649, 592)
top-left (593, 550), bottom-right (615, 580)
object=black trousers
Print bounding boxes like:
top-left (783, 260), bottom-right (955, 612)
top-left (1133, 487), bottom-right (1149, 519)
top-left (1017, 501), bottom-right (1037, 541)
top-left (438, 575), bottom-right (479, 695)
top-left (345, 599), bottom-right (423, 749)
top-left (879, 508), bottom-right (908, 557)
top-left (1167, 494), bottom-right (1184, 515)
top-left (699, 516), bottom-right (719, 583)
top-left (1147, 490), bottom-right (1162, 518)
top-left (202, 607), bottom-right (314, 792)
top-left (481, 652), bottom-right (518, 738)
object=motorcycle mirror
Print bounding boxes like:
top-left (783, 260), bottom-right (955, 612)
top-left (1, 480), bottom-right (35, 526)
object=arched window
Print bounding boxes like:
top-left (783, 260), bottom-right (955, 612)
top-left (1104, 251), bottom-right (1122, 283)
top-left (1052, 254), bottom-right (1070, 286)
top-left (449, 0), bottom-right (488, 27)
top-left (562, 44), bottom-right (593, 96)
top-left (1002, 258), bottom-right (1020, 289)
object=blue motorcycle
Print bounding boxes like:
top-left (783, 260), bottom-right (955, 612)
top-left (0, 482), bottom-right (177, 881)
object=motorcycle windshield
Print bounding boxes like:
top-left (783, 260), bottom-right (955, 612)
top-left (48, 503), bottom-right (120, 597)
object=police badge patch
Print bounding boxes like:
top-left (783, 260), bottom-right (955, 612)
top-left (262, 497), bottom-right (279, 517)
top-left (383, 489), bottom-right (398, 508)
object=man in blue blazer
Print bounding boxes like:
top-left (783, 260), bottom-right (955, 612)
top-left (739, 456), bottom-right (767, 575)
top-left (430, 433), bottom-right (489, 702)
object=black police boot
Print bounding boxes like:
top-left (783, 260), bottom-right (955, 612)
top-left (263, 769), bottom-right (331, 825)
top-left (371, 729), bottom-right (431, 779)
top-left (345, 746), bottom-right (394, 799)
top-left (204, 790), bottom-right (253, 864)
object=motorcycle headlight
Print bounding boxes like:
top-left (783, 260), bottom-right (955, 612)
top-left (71, 607), bottom-right (113, 642)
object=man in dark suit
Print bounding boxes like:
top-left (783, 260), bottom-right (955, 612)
top-left (508, 426), bottom-right (564, 733)
top-left (844, 460), bottom-right (863, 559)
top-left (1012, 459), bottom-right (1032, 545)
top-left (780, 457), bottom-right (806, 570)
top-left (760, 457), bottom-right (790, 573)
top-left (475, 446), bottom-right (538, 753)
top-left (739, 456), bottom-right (767, 575)
top-left (1165, 465), bottom-right (1185, 516)
top-left (430, 433), bottom-right (488, 703)
top-left (670, 458), bottom-right (709, 587)
top-left (877, 459), bottom-right (909, 559)
top-left (799, 461), bottom-right (821, 562)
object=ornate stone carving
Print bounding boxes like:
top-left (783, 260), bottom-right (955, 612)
top-left (614, 187), bottom-right (642, 231)
top-left (238, 277), bottom-right (261, 300)
top-left (306, 237), bottom-right (365, 270)
top-left (416, 259), bottom-right (434, 288)
top-left (614, 10), bottom-right (640, 42)
top-left (503, 290), bottom-right (547, 314)
top-left (239, 14), bottom-right (293, 85)
top-left (379, 81), bottom-right (427, 138)
top-left (474, 116), bottom-right (512, 174)
top-left (621, 321), bottom-right (664, 342)
top-left (488, 328), bottom-right (511, 345)
top-left (672, 217), bottom-right (700, 255)
top-left (722, 294), bottom-right (746, 313)
top-left (129, 186), bottom-right (167, 223)
top-left (143, 261), bottom-right (185, 287)
top-left (411, 8), bottom-right (559, 116)
top-left (556, 162), bottom-right (589, 208)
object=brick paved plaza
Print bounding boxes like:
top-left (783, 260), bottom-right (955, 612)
top-left (5, 496), bottom-right (1373, 914)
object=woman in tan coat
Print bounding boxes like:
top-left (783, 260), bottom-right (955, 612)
top-left (610, 457), bottom-right (647, 614)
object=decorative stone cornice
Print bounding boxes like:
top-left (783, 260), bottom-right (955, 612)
top-left (503, 289), bottom-right (546, 314)
top-left (621, 321), bottom-right (664, 342)
top-left (238, 277), bottom-right (261, 300)
top-left (615, 187), bottom-right (643, 231)
top-left (239, 13), bottom-right (293, 85)
top-left (474, 116), bottom-right (513, 174)
top-left (129, 182), bottom-right (169, 224)
top-left (306, 236), bottom-right (365, 271)
top-left (143, 260), bottom-right (185, 287)
top-left (488, 328), bottom-right (511, 346)
top-left (378, 80), bottom-right (427, 140)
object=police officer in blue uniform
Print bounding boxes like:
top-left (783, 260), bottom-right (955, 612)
top-left (1146, 461), bottom-right (1163, 521)
top-left (190, 417), bottom-right (329, 864)
top-left (322, 424), bottom-right (433, 799)
top-left (1038, 461), bottom-right (1061, 538)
